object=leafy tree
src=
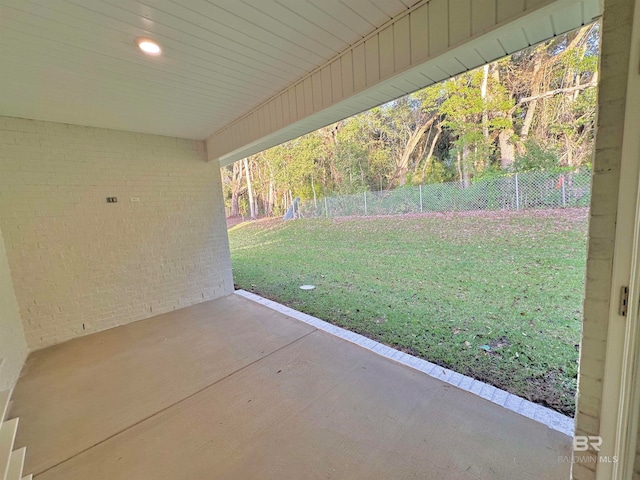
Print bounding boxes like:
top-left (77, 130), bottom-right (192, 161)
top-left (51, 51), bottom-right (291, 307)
top-left (511, 141), bottom-right (561, 172)
top-left (439, 67), bottom-right (514, 185)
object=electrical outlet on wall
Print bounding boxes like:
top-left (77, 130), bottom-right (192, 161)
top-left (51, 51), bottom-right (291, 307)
top-left (130, 197), bottom-right (140, 203)
top-left (106, 197), bottom-right (117, 203)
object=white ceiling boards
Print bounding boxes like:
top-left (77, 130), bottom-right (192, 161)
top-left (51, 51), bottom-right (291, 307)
top-left (0, 0), bottom-right (418, 139)
top-left (0, 0), bottom-right (601, 158)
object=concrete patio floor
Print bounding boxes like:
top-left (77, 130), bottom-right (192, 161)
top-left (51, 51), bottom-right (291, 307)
top-left (11, 294), bottom-right (572, 480)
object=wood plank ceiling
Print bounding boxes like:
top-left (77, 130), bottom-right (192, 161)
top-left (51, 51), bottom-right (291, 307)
top-left (0, 0), bottom-right (420, 139)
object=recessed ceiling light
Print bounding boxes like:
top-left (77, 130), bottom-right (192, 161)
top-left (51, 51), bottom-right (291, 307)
top-left (136, 37), bottom-right (161, 55)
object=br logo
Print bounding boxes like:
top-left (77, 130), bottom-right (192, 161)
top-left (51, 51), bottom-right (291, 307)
top-left (573, 435), bottom-right (602, 452)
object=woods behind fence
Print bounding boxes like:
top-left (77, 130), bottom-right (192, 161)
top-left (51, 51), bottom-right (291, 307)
top-left (299, 169), bottom-right (591, 218)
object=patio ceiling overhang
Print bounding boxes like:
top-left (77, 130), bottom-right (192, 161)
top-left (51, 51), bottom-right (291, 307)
top-left (0, 0), bottom-right (425, 139)
top-left (210, 0), bottom-right (602, 165)
top-left (0, 0), bottom-right (601, 165)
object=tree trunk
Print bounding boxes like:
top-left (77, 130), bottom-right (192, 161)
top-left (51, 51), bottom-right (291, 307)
top-left (421, 123), bottom-right (442, 179)
top-left (266, 178), bottom-right (274, 216)
top-left (327, 124), bottom-right (341, 186)
top-left (564, 134), bottom-right (574, 167)
top-left (390, 116), bottom-right (437, 188)
top-left (311, 176), bottom-right (317, 208)
top-left (230, 161), bottom-right (244, 216)
top-left (481, 64), bottom-right (490, 141)
top-left (456, 152), bottom-right (461, 183)
top-left (499, 129), bottom-right (516, 169)
top-left (520, 98), bottom-right (538, 146)
top-left (231, 191), bottom-right (240, 217)
top-left (243, 158), bottom-right (256, 219)
top-left (520, 57), bottom-right (542, 150)
top-left (265, 159), bottom-right (275, 216)
top-left (462, 145), bottom-right (471, 188)
top-left (514, 80), bottom-right (598, 107)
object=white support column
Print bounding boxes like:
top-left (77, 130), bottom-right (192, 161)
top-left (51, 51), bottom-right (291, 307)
top-left (599, 0), bottom-right (640, 477)
top-left (573, 1), bottom-right (640, 479)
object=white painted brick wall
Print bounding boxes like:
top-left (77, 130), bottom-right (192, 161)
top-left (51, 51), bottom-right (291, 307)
top-left (0, 225), bottom-right (27, 390)
top-left (573, 0), bottom-right (635, 478)
top-left (0, 116), bottom-right (234, 350)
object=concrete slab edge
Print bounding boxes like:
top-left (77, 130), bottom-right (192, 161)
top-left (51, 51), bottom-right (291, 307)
top-left (234, 290), bottom-right (575, 437)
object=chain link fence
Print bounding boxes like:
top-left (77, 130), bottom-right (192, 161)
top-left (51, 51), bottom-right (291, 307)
top-left (299, 169), bottom-right (592, 218)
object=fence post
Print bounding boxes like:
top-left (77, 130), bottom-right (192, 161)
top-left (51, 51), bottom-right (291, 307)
top-left (324, 197), bottom-right (329, 218)
top-left (514, 173), bottom-right (520, 211)
top-left (561, 174), bottom-right (566, 208)
top-left (419, 185), bottom-right (423, 212)
top-left (364, 191), bottom-right (368, 215)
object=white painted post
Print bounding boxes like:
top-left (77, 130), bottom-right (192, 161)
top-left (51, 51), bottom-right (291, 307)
top-left (364, 191), bottom-right (368, 215)
top-left (561, 174), bottom-right (566, 208)
top-left (419, 185), bottom-right (423, 212)
top-left (514, 174), bottom-right (520, 211)
top-left (324, 197), bottom-right (329, 217)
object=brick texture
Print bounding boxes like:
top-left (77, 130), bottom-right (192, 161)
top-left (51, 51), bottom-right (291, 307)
top-left (0, 226), bottom-right (27, 390)
top-left (573, 0), bottom-right (635, 478)
top-left (0, 116), bottom-right (234, 350)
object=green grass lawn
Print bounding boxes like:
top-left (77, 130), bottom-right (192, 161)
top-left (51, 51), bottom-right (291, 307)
top-left (228, 208), bottom-right (589, 416)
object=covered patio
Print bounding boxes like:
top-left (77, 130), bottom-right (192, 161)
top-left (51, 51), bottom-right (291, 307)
top-left (13, 294), bottom-right (571, 480)
top-left (1, 0), bottom-right (639, 479)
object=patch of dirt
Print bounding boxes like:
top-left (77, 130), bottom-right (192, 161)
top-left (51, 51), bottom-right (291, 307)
top-left (455, 366), bottom-right (576, 416)
top-left (227, 215), bottom-right (282, 230)
top-left (489, 336), bottom-right (511, 349)
top-left (520, 369), bottom-right (576, 416)
top-left (226, 215), bottom-right (245, 229)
